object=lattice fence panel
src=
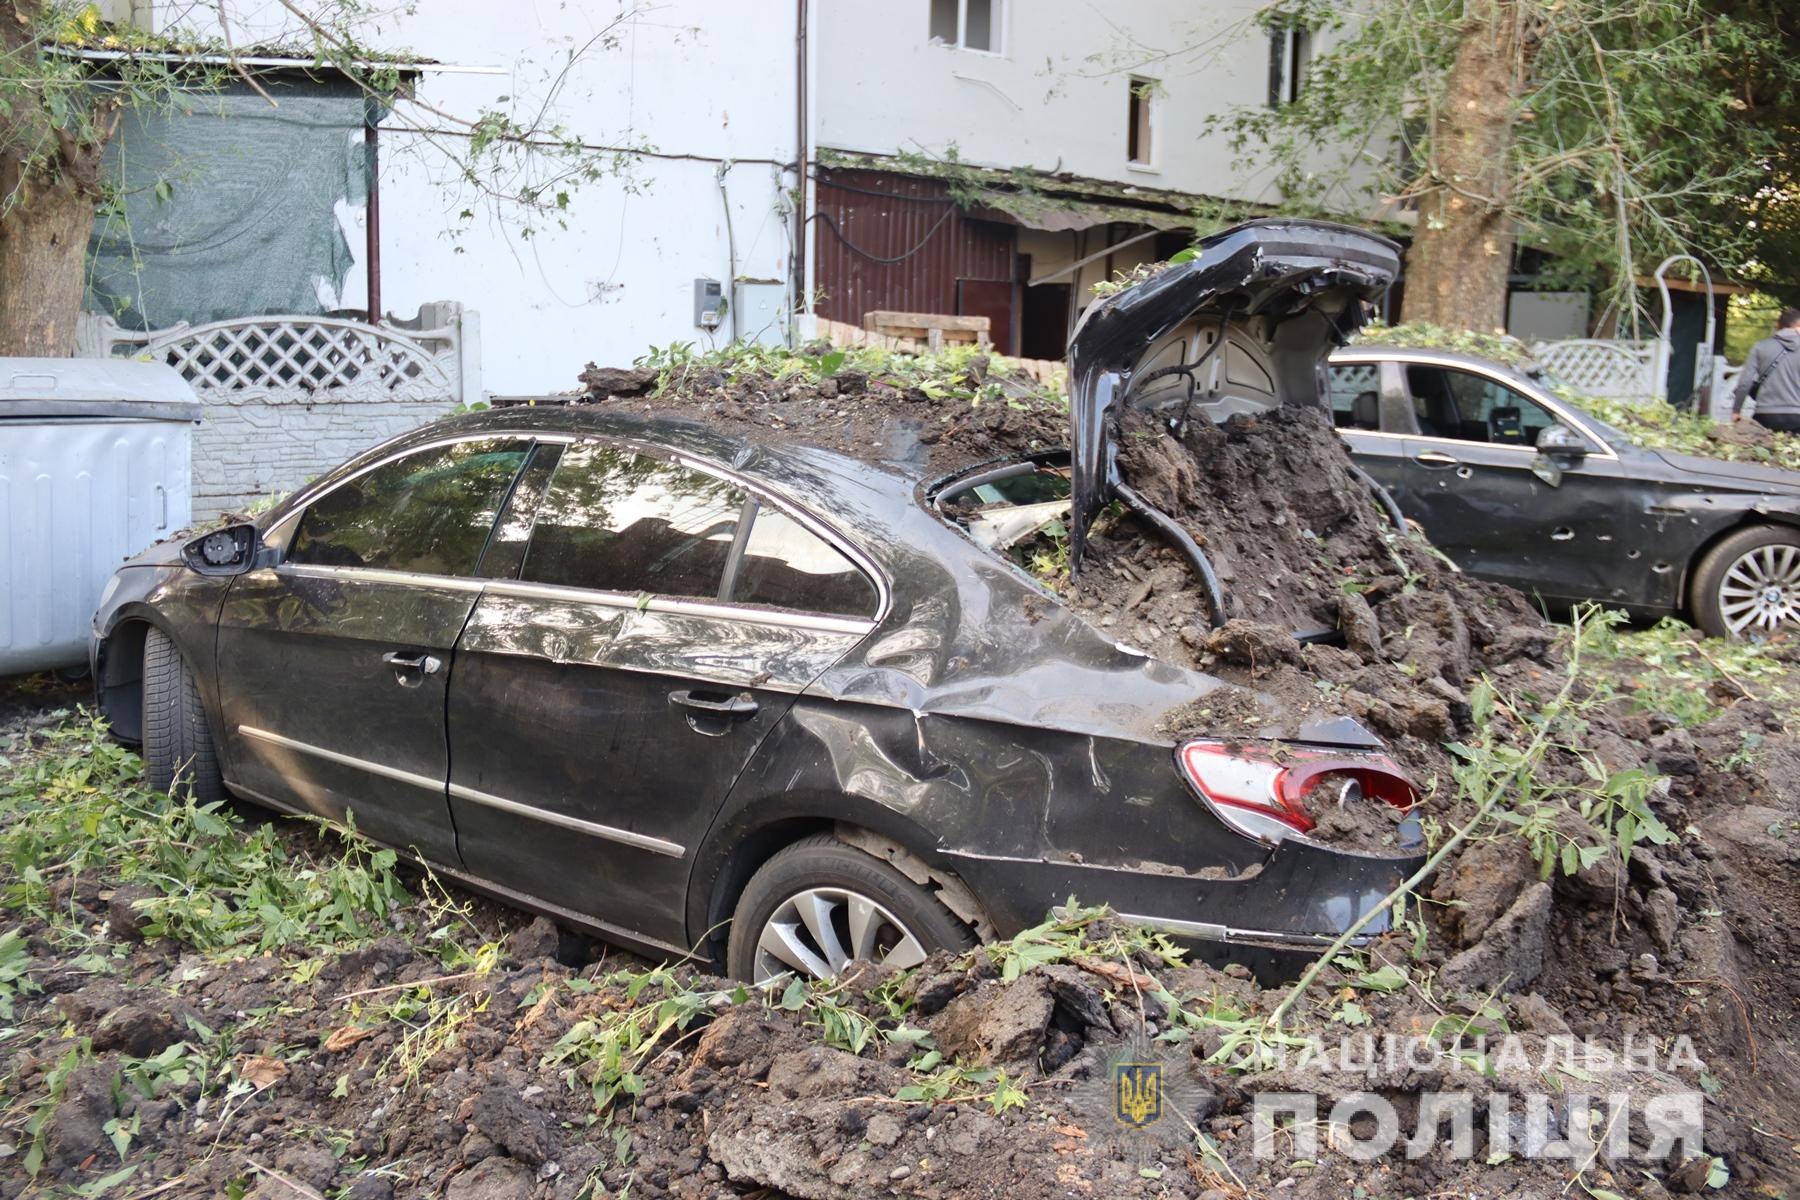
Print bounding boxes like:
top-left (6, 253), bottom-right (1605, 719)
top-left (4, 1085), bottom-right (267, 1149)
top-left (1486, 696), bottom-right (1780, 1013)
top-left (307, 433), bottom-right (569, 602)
top-left (1531, 339), bottom-right (1660, 402)
top-left (154, 319), bottom-right (451, 395)
top-left (76, 309), bottom-right (469, 405)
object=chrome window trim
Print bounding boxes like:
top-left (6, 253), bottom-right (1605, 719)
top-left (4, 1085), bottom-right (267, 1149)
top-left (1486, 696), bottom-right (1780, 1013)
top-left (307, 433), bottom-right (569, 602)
top-left (267, 427), bottom-right (889, 628)
top-left (278, 563), bottom-right (488, 593)
top-left (447, 782), bottom-right (686, 858)
top-left (238, 725), bottom-right (444, 792)
top-left (275, 430), bottom-right (572, 525)
top-left (1329, 350), bottom-right (1619, 461)
top-left (479, 578), bottom-right (876, 637)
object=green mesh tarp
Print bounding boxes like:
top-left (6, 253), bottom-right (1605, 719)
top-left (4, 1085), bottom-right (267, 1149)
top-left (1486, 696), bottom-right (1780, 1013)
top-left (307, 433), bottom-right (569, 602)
top-left (87, 80), bottom-right (375, 330)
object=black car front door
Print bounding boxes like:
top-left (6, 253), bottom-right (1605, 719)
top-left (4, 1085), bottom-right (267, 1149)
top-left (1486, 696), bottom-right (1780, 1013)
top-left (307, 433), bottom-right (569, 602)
top-left (444, 439), bottom-right (881, 952)
top-left (1391, 362), bottom-right (1637, 606)
top-left (215, 437), bottom-right (533, 862)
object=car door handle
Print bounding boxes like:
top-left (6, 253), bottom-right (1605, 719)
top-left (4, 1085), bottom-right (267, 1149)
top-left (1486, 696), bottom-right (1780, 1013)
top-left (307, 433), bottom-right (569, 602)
top-left (382, 651), bottom-right (443, 675)
top-left (668, 689), bottom-right (759, 717)
top-left (1413, 449), bottom-right (1460, 467)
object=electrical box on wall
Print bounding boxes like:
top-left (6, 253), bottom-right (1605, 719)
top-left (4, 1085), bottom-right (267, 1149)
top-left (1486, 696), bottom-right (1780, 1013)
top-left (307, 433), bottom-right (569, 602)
top-left (694, 278), bottom-right (724, 330)
top-left (733, 281), bottom-right (787, 346)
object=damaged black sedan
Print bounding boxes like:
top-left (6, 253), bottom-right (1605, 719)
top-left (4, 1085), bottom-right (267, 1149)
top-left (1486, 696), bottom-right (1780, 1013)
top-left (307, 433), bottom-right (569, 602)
top-left (1328, 346), bottom-right (1800, 638)
top-left (92, 220), bottom-right (1420, 982)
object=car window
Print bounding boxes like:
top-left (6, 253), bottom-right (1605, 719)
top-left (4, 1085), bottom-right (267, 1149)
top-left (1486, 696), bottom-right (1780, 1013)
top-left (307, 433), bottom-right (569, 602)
top-left (1406, 365), bottom-right (1557, 446)
top-left (1327, 363), bottom-right (1382, 431)
top-left (287, 439), bottom-right (532, 576)
top-left (730, 507), bottom-right (878, 618)
top-left (521, 441), bottom-right (745, 598)
top-left (937, 462), bottom-right (1074, 573)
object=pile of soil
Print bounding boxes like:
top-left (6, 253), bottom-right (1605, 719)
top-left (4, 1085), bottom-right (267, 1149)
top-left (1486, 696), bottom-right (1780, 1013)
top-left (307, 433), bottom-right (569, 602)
top-left (3, 822), bottom-right (1795, 1198)
top-left (568, 348), bottom-right (1800, 1190)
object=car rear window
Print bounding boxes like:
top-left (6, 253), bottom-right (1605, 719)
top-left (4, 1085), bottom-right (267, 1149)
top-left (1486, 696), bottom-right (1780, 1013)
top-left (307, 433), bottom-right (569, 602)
top-left (521, 442), bottom-right (745, 599)
top-left (936, 462), bottom-right (1074, 577)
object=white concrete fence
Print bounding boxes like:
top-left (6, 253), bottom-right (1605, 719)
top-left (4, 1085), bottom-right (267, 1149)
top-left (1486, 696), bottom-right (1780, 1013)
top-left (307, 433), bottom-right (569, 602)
top-left (78, 303), bottom-right (480, 522)
top-left (1530, 336), bottom-right (1740, 420)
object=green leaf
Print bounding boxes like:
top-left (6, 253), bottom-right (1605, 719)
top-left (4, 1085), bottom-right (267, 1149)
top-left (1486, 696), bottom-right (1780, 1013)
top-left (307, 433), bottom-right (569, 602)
top-left (1354, 963), bottom-right (1408, 992)
top-left (1705, 1155), bottom-right (1729, 1189)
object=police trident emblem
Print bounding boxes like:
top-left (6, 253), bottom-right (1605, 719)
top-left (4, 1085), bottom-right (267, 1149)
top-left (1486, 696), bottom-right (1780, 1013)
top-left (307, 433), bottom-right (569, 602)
top-left (1113, 1060), bottom-right (1163, 1130)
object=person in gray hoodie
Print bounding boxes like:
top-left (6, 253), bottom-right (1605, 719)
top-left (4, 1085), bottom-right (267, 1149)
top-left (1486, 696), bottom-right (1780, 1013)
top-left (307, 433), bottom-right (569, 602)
top-left (1732, 307), bottom-right (1800, 432)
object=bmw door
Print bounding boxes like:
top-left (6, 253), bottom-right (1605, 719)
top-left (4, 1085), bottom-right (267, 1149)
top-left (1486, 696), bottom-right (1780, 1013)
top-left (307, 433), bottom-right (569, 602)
top-left (1392, 361), bottom-right (1637, 606)
top-left (215, 436), bottom-right (534, 863)
top-left (444, 439), bottom-right (881, 953)
top-left (1328, 358), bottom-right (1409, 497)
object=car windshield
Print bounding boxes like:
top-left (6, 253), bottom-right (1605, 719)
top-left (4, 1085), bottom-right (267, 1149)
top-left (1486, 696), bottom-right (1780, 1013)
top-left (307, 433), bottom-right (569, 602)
top-left (935, 461), bottom-right (1074, 576)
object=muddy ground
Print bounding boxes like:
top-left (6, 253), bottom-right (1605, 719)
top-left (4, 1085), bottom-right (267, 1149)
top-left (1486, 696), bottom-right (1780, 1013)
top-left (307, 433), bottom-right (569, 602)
top-left (0, 345), bottom-right (1796, 1198)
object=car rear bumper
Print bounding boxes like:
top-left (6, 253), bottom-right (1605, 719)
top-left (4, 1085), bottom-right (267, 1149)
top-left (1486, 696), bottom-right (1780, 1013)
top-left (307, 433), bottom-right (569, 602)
top-left (941, 834), bottom-right (1422, 967)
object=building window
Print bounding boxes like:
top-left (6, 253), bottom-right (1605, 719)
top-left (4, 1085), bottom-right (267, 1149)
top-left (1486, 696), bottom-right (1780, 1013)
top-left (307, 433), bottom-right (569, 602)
top-left (1127, 77), bottom-right (1155, 167)
top-left (1268, 25), bottom-right (1311, 106)
top-left (929, 0), bottom-right (999, 52)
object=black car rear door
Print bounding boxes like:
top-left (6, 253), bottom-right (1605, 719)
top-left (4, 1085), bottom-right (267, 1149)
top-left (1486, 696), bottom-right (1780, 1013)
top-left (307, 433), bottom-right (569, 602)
top-left (1328, 358), bottom-right (1408, 496)
top-left (215, 436), bottom-right (534, 863)
top-left (445, 438), bottom-right (882, 953)
top-left (1392, 362), bottom-right (1636, 605)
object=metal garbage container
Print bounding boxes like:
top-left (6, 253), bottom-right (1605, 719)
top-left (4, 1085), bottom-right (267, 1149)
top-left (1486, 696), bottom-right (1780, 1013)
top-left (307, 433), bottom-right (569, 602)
top-left (1, 358), bottom-right (201, 675)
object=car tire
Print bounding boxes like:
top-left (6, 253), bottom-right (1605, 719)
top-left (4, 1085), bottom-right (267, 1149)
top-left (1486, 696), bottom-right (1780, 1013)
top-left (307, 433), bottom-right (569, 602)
top-left (726, 834), bottom-right (976, 983)
top-left (142, 626), bottom-right (225, 805)
top-left (1691, 525), bottom-right (1800, 639)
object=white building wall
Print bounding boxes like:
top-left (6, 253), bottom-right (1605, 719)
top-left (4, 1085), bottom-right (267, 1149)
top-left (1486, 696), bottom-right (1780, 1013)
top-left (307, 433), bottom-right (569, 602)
top-left (129, 2), bottom-right (1335, 399)
top-left (812, 2), bottom-right (1283, 203)
top-left (147, 1), bottom-right (801, 398)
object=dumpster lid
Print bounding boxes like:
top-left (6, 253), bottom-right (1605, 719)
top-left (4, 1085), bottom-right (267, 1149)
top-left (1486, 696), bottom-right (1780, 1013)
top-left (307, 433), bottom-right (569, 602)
top-left (0, 357), bottom-right (202, 422)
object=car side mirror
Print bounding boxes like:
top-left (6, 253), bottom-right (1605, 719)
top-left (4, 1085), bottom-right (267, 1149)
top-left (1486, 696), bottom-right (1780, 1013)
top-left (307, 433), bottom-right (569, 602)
top-left (1535, 424), bottom-right (1589, 459)
top-left (183, 524), bottom-right (265, 576)
top-left (1531, 424), bottom-right (1588, 488)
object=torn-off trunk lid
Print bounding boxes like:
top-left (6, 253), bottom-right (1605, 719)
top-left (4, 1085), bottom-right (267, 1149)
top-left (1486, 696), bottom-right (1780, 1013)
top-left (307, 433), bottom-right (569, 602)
top-left (1066, 219), bottom-right (1401, 567)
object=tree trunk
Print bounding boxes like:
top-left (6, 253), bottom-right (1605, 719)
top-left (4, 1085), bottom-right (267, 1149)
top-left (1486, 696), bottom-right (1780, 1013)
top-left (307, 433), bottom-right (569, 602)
top-left (0, 167), bottom-right (95, 357)
top-left (0, 0), bottom-right (107, 358)
top-left (1401, 0), bottom-right (1535, 331)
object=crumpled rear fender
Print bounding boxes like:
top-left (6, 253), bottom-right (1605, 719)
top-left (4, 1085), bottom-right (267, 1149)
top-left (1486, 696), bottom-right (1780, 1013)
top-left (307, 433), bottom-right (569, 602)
top-left (686, 695), bottom-right (1421, 953)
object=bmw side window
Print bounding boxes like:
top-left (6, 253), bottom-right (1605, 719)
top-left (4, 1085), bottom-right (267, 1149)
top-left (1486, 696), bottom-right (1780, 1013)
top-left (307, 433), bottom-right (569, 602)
top-left (1326, 364), bottom-right (1381, 431)
top-left (729, 507), bottom-right (878, 619)
top-left (1407, 366), bottom-right (1556, 446)
top-left (521, 442), bottom-right (746, 598)
top-left (287, 439), bottom-right (532, 576)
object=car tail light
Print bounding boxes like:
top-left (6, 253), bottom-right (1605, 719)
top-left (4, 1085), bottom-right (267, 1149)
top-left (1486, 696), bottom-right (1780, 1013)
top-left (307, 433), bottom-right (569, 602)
top-left (1176, 739), bottom-right (1419, 845)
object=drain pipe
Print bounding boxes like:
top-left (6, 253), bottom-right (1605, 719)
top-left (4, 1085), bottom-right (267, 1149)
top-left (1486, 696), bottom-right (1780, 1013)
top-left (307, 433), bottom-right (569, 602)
top-left (792, 0), bottom-right (809, 341)
top-left (1347, 463), bottom-right (1407, 531)
top-left (717, 160), bottom-right (739, 342)
top-left (364, 97), bottom-right (382, 325)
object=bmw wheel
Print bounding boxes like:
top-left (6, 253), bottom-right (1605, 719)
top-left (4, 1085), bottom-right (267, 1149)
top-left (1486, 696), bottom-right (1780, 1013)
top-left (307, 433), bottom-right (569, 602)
top-left (1692, 525), bottom-right (1800, 639)
top-left (726, 834), bottom-right (975, 983)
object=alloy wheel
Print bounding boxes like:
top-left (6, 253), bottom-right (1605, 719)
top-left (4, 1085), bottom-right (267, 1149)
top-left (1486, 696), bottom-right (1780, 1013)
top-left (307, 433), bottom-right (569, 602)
top-left (751, 887), bottom-right (928, 983)
top-left (1718, 543), bottom-right (1800, 635)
